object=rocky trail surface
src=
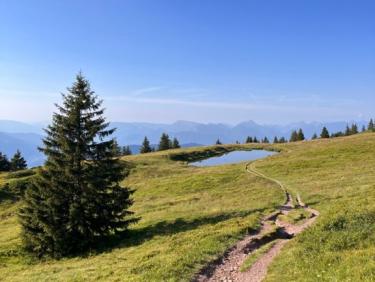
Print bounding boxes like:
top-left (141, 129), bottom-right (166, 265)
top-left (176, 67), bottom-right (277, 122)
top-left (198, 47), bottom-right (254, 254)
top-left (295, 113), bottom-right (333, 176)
top-left (194, 161), bottom-right (319, 282)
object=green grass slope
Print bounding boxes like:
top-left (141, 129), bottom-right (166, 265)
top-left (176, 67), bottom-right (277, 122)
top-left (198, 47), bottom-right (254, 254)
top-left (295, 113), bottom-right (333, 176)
top-left (0, 134), bottom-right (374, 281)
top-left (0, 145), bottom-right (283, 281)
top-left (257, 133), bottom-right (375, 281)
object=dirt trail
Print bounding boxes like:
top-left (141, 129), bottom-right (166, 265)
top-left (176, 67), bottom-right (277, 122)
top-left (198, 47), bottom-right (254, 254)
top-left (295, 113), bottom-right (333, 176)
top-left (194, 161), bottom-right (319, 282)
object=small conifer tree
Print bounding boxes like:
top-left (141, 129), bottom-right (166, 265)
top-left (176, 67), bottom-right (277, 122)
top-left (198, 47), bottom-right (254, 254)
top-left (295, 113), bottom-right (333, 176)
top-left (289, 130), bottom-right (298, 142)
top-left (312, 133), bottom-right (318, 140)
top-left (19, 73), bottom-right (135, 258)
top-left (351, 123), bottom-right (358, 135)
top-left (320, 126), bottom-right (330, 138)
top-left (172, 138), bottom-right (180, 149)
top-left (273, 136), bottom-right (279, 143)
top-left (140, 136), bottom-right (152, 153)
top-left (0, 152), bottom-right (10, 171)
top-left (122, 146), bottom-right (132, 156)
top-left (345, 125), bottom-right (351, 136)
top-left (297, 128), bottom-right (305, 141)
top-left (158, 133), bottom-right (171, 151)
top-left (215, 139), bottom-right (222, 145)
top-left (112, 139), bottom-right (122, 156)
top-left (10, 150), bottom-right (27, 171)
top-left (368, 119), bottom-right (374, 131)
top-left (245, 136), bottom-right (253, 143)
top-left (253, 137), bottom-right (259, 143)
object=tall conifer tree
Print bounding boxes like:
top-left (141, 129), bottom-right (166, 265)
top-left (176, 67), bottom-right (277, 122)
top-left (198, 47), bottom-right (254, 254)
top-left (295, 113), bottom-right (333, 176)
top-left (19, 73), bottom-right (135, 257)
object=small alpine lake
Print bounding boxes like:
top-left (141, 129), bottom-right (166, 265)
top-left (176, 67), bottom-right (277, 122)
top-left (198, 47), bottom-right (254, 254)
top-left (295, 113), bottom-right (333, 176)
top-left (189, 150), bottom-right (278, 167)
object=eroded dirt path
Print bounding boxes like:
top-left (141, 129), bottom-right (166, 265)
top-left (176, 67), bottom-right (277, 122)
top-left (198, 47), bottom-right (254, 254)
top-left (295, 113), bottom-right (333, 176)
top-left (194, 161), bottom-right (319, 282)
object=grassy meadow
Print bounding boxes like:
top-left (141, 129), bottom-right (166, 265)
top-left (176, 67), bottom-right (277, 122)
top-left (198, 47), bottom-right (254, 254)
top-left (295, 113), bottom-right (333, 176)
top-left (258, 133), bottom-right (375, 281)
top-left (0, 134), bottom-right (374, 281)
top-left (0, 144), bottom-right (283, 281)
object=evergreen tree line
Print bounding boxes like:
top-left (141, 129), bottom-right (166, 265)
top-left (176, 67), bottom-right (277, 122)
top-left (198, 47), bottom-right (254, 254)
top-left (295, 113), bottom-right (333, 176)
top-left (0, 150), bottom-right (27, 171)
top-left (139, 133), bottom-right (180, 154)
top-left (112, 140), bottom-right (133, 156)
top-left (242, 119), bottom-right (375, 144)
top-left (289, 129), bottom-right (305, 142)
top-left (104, 118), bottom-right (375, 156)
top-left (312, 119), bottom-right (374, 140)
top-left (112, 133), bottom-right (182, 156)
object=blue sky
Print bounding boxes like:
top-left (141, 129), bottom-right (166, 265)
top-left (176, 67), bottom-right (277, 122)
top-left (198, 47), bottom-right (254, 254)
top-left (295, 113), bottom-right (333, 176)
top-left (0, 0), bottom-right (374, 124)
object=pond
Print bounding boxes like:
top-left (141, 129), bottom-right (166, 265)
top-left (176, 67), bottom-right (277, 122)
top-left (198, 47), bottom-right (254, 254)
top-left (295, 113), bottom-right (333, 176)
top-left (189, 150), bottom-right (278, 167)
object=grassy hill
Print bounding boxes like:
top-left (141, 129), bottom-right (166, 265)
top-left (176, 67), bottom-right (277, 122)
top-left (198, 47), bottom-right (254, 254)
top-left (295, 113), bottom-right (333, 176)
top-left (0, 133), bottom-right (374, 281)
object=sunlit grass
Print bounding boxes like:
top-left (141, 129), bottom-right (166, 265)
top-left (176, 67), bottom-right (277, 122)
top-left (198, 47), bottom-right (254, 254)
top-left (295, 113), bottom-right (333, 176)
top-left (0, 145), bottom-right (283, 281)
top-left (1, 134), bottom-right (374, 281)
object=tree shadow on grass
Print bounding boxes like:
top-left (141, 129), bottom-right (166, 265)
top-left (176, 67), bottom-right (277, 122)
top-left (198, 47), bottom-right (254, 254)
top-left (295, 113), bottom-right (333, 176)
top-left (93, 207), bottom-right (268, 255)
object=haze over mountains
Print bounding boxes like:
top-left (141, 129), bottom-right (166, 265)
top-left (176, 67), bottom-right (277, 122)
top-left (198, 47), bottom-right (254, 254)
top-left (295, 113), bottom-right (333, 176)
top-left (0, 119), bottom-right (368, 167)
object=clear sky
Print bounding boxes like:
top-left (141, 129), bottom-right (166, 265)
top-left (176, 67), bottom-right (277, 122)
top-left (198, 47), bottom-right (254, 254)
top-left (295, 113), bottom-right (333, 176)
top-left (0, 0), bottom-right (374, 124)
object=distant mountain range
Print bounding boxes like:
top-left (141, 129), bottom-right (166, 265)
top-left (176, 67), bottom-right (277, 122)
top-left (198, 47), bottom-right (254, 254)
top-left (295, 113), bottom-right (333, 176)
top-left (0, 119), bottom-right (368, 167)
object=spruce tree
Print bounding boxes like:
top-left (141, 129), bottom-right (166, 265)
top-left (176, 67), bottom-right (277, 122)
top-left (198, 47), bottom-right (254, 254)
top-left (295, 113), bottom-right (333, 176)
top-left (122, 146), bottom-right (132, 156)
top-left (351, 123), bottom-right (358, 135)
top-left (345, 125), bottom-right (351, 136)
top-left (245, 136), bottom-right (253, 143)
top-left (320, 126), bottom-right (330, 138)
top-left (368, 119), bottom-right (374, 131)
top-left (10, 150), bottom-right (27, 171)
top-left (273, 136), bottom-right (279, 144)
top-left (312, 133), bottom-right (318, 140)
top-left (0, 152), bottom-right (10, 171)
top-left (158, 133), bottom-right (171, 151)
top-left (289, 130), bottom-right (298, 142)
top-left (297, 129), bottom-right (305, 141)
top-left (279, 137), bottom-right (286, 143)
top-left (362, 125), bottom-right (366, 132)
top-left (172, 138), bottom-right (180, 149)
top-left (262, 137), bottom-right (269, 143)
top-left (140, 136), bottom-right (152, 153)
top-left (215, 139), bottom-right (222, 145)
top-left (112, 139), bottom-right (122, 156)
top-left (19, 73), bottom-right (135, 258)
top-left (253, 137), bottom-right (259, 143)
